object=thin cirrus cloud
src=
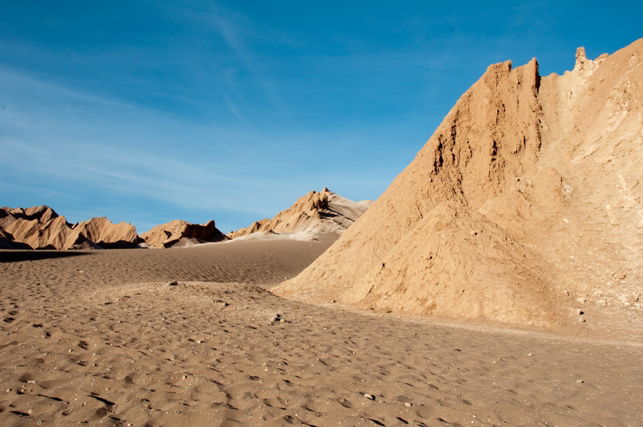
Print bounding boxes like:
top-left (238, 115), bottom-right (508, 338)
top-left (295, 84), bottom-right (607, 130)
top-left (207, 6), bottom-right (286, 112)
top-left (153, 2), bottom-right (290, 121)
top-left (0, 63), bottom-right (407, 231)
top-left (3, 1), bottom-right (640, 232)
top-left (2, 71), bottom-right (269, 208)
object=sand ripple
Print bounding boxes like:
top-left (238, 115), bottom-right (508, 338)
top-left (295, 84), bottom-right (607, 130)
top-left (1, 244), bottom-right (642, 425)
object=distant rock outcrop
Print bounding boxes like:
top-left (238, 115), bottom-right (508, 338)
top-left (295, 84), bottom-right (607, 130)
top-left (0, 206), bottom-right (233, 250)
top-left (275, 40), bottom-right (643, 331)
top-left (0, 206), bottom-right (141, 250)
top-left (229, 188), bottom-right (371, 240)
top-left (141, 220), bottom-right (228, 248)
top-left (74, 217), bottom-right (141, 249)
top-left (1, 206), bottom-right (76, 250)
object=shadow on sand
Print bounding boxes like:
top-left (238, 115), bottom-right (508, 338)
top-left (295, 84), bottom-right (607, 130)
top-left (0, 250), bottom-right (93, 263)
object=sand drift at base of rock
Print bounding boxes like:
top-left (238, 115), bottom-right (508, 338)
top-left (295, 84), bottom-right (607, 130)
top-left (1, 265), bottom-right (642, 425)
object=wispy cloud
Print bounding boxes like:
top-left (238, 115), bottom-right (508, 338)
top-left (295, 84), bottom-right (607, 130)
top-left (160, 2), bottom-right (287, 116)
top-left (0, 65), bottom-right (398, 230)
top-left (0, 67), bottom-right (280, 223)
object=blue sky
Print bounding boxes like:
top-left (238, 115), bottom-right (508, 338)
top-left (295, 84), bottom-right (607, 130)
top-left (1, 1), bottom-right (641, 232)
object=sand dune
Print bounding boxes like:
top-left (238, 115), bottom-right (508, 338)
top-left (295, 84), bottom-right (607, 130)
top-left (1, 242), bottom-right (642, 425)
top-left (276, 40), bottom-right (643, 333)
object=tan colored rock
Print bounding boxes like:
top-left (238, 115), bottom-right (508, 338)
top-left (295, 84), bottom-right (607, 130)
top-left (229, 188), bottom-right (371, 239)
top-left (2, 207), bottom-right (81, 250)
top-left (0, 206), bottom-right (141, 249)
top-left (275, 40), bottom-right (643, 330)
top-left (71, 217), bottom-right (141, 249)
top-left (0, 205), bottom-right (58, 228)
top-left (0, 208), bottom-right (17, 229)
top-left (1, 206), bottom-right (230, 250)
top-left (142, 220), bottom-right (228, 248)
top-left (0, 228), bottom-right (30, 249)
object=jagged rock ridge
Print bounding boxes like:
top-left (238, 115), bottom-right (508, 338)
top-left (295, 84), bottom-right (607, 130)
top-left (229, 188), bottom-right (371, 240)
top-left (142, 220), bottom-right (228, 248)
top-left (275, 40), bottom-right (643, 331)
top-left (0, 206), bottom-right (142, 250)
top-left (0, 206), bottom-right (232, 250)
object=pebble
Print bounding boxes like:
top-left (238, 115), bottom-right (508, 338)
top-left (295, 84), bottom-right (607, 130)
top-left (404, 402), bottom-right (412, 407)
top-left (364, 393), bottom-right (376, 400)
top-left (270, 314), bottom-right (283, 324)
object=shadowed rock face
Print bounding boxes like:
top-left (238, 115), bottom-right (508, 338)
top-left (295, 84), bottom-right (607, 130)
top-left (275, 39), bottom-right (643, 330)
top-left (1, 206), bottom-right (76, 249)
top-left (0, 206), bottom-right (141, 250)
top-left (228, 188), bottom-right (371, 239)
top-left (0, 206), bottom-right (58, 229)
top-left (141, 220), bottom-right (229, 248)
top-left (0, 229), bottom-right (31, 249)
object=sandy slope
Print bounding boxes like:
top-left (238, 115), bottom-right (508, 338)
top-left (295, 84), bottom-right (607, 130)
top-left (275, 40), bottom-right (643, 333)
top-left (1, 241), bottom-right (642, 426)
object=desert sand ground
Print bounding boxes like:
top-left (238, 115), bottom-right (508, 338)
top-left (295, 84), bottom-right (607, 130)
top-left (0, 238), bottom-right (642, 426)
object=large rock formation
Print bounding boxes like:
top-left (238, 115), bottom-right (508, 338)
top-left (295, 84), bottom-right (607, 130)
top-left (0, 206), bottom-right (232, 250)
top-left (229, 188), bottom-right (371, 240)
top-left (0, 206), bottom-right (141, 249)
top-left (275, 40), bottom-right (643, 330)
top-left (141, 220), bottom-right (228, 248)
top-left (1, 206), bottom-right (77, 249)
top-left (73, 217), bottom-right (142, 249)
